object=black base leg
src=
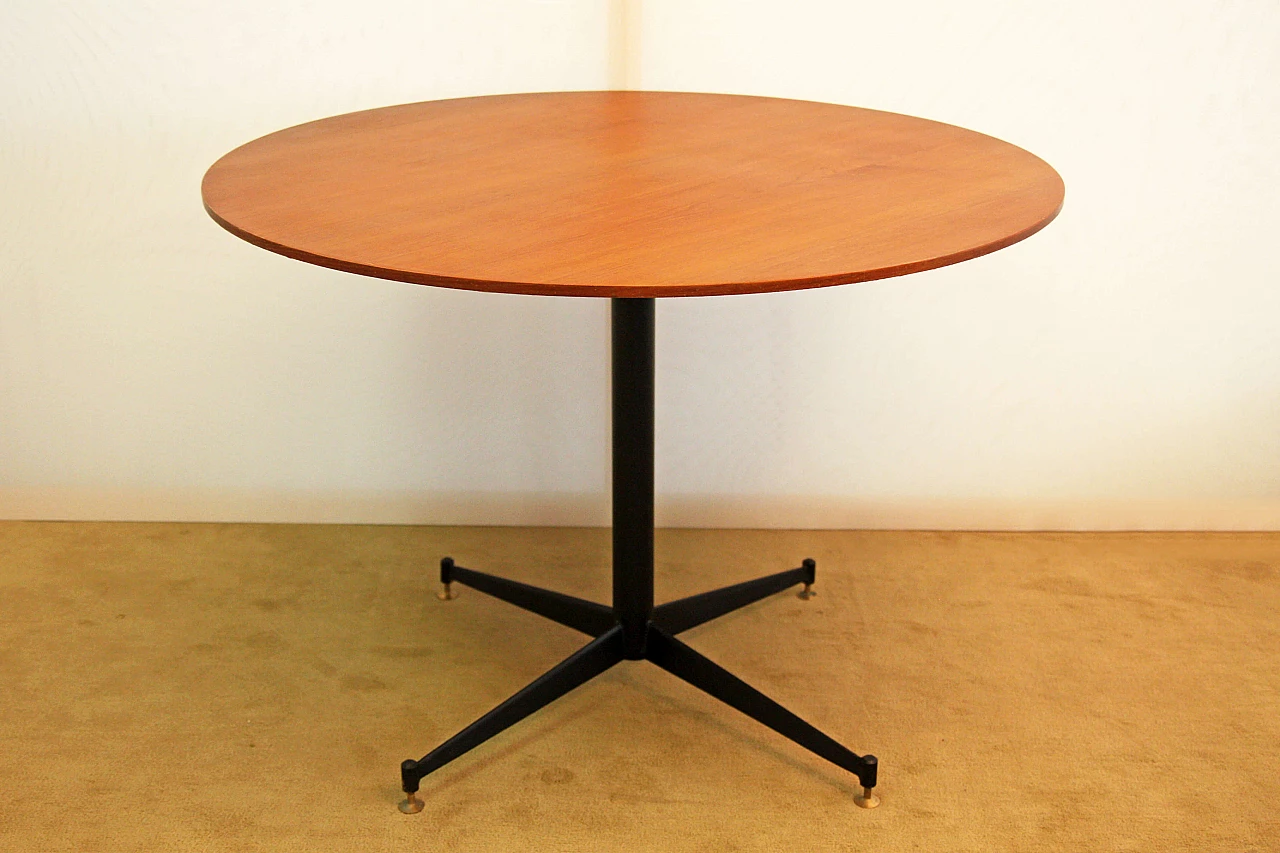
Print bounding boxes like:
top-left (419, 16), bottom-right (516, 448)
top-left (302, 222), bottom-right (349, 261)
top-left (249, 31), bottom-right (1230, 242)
top-left (438, 557), bottom-right (616, 637)
top-left (645, 625), bottom-right (879, 805)
top-left (399, 625), bottom-right (626, 813)
top-left (651, 559), bottom-right (817, 635)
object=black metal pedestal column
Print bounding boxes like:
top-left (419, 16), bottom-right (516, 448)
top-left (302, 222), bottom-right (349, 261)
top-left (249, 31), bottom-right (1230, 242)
top-left (611, 298), bottom-right (655, 659)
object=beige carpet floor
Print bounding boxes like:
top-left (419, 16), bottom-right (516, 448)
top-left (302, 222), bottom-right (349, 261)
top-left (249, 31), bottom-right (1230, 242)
top-left (1, 523), bottom-right (1277, 851)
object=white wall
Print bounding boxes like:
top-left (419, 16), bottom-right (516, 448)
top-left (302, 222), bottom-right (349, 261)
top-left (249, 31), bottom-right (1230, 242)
top-left (2, 1), bottom-right (1277, 529)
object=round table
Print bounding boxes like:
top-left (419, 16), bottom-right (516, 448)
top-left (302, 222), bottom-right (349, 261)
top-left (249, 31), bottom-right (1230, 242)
top-left (202, 91), bottom-right (1064, 813)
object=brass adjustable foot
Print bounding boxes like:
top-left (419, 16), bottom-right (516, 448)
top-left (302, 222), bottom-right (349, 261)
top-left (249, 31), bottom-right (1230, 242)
top-left (855, 786), bottom-right (880, 809)
top-left (798, 558), bottom-right (817, 599)
top-left (437, 557), bottom-right (457, 600)
top-left (398, 791), bottom-right (424, 814)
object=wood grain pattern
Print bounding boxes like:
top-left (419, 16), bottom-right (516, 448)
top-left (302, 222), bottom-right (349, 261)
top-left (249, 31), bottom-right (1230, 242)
top-left (202, 91), bottom-right (1064, 297)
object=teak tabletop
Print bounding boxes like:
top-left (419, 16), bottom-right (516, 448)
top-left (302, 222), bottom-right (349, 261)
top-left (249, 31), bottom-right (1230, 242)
top-left (202, 91), bottom-right (1064, 298)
